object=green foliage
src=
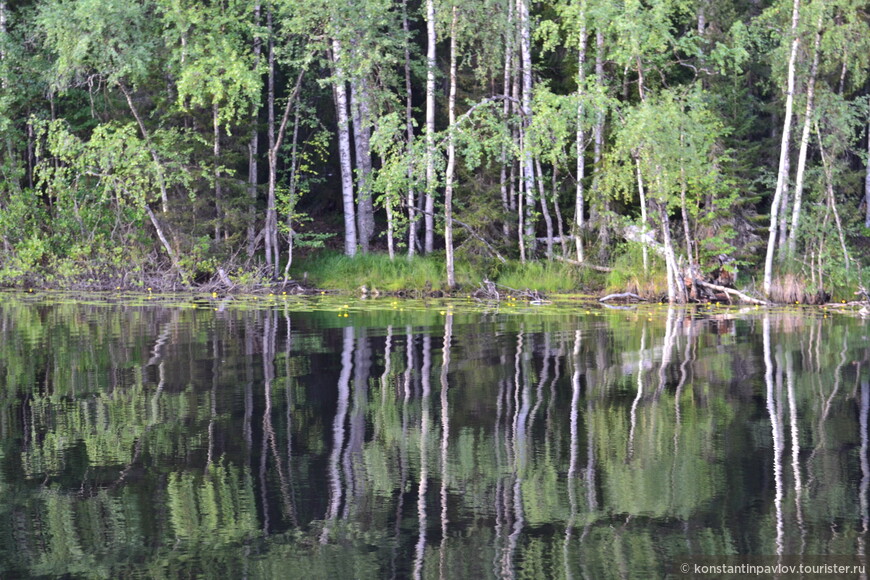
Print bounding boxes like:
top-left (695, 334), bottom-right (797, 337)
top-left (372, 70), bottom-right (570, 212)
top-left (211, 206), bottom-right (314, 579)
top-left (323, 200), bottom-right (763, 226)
top-left (168, 0), bottom-right (262, 131)
top-left (38, 0), bottom-right (160, 90)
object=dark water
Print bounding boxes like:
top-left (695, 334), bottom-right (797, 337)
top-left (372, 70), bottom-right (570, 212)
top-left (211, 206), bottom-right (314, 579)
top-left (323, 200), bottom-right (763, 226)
top-left (0, 294), bottom-right (867, 579)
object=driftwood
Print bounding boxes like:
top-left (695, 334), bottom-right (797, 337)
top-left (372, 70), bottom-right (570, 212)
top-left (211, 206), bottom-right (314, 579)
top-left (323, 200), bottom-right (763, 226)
top-left (599, 281), bottom-right (767, 306)
top-left (599, 292), bottom-right (645, 303)
top-left (472, 279), bottom-right (550, 303)
top-left (217, 267), bottom-right (235, 289)
top-left (695, 280), bottom-right (768, 305)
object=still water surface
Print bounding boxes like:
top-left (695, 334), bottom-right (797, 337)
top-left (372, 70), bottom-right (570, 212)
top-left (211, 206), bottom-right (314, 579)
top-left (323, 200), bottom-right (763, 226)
top-left (0, 293), bottom-right (867, 578)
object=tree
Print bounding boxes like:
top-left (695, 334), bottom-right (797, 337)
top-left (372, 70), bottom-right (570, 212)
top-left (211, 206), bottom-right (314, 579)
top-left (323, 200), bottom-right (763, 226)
top-left (168, 0), bottom-right (262, 243)
top-left (606, 89), bottom-right (729, 303)
top-left (424, 0), bottom-right (437, 254)
top-left (763, 0), bottom-right (801, 297)
top-left (329, 38), bottom-right (358, 257)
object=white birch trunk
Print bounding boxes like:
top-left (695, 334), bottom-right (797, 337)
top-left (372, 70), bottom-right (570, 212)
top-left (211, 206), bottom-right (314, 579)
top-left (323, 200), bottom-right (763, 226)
top-left (518, 0), bottom-right (536, 253)
top-left (331, 39), bottom-right (358, 256)
top-left (763, 0), bottom-right (801, 296)
top-left (574, 0), bottom-right (587, 263)
top-left (424, 0), bottom-right (437, 254)
top-left (351, 77), bottom-right (374, 253)
top-left (634, 153), bottom-right (649, 275)
top-left (403, 0), bottom-right (417, 257)
top-left (283, 102), bottom-right (301, 282)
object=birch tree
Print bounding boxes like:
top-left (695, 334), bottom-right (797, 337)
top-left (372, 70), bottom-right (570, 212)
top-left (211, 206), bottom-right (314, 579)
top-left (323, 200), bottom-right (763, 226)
top-left (329, 38), bottom-right (358, 256)
top-left (424, 0), bottom-right (437, 254)
top-left (763, 0), bottom-right (801, 297)
top-left (517, 0), bottom-right (535, 259)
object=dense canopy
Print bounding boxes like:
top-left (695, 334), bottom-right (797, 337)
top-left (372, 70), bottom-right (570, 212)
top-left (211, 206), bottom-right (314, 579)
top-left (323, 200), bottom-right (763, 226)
top-left (0, 0), bottom-right (868, 300)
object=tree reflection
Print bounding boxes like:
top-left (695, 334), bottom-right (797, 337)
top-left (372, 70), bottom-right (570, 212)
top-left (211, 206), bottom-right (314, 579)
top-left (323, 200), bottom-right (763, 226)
top-left (0, 299), bottom-right (868, 578)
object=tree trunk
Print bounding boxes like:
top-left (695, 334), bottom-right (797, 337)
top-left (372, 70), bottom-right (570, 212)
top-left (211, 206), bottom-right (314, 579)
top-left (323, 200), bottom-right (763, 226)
top-left (499, 0), bottom-right (515, 238)
top-left (283, 102), bottom-right (301, 283)
top-left (403, 0), bottom-right (417, 257)
top-left (264, 57), bottom-right (306, 278)
top-left (331, 39), bottom-right (358, 257)
top-left (659, 201), bottom-right (684, 304)
top-left (146, 206), bottom-right (188, 284)
top-left (266, 10), bottom-right (278, 274)
top-left (518, 0), bottom-right (536, 254)
top-left (213, 101), bottom-right (222, 242)
top-left (866, 122), bottom-right (870, 229)
top-left (574, 0), bottom-right (587, 263)
top-left (634, 153), bottom-right (649, 275)
top-left (776, 164), bottom-right (790, 253)
top-left (510, 58), bottom-right (520, 213)
top-left (816, 121), bottom-right (850, 270)
top-left (246, 1), bottom-right (262, 258)
top-left (424, 0), bottom-right (437, 254)
top-left (763, 0), bottom-right (801, 296)
top-left (119, 84), bottom-right (169, 214)
top-left (679, 131), bottom-right (693, 268)
top-left (786, 8), bottom-right (823, 256)
top-left (680, 164), bottom-right (693, 268)
top-left (0, 2), bottom-right (6, 91)
top-left (535, 157), bottom-right (554, 259)
top-left (593, 29), bottom-right (609, 261)
top-left (553, 165), bottom-right (567, 257)
top-left (445, 7), bottom-right (458, 289)
top-left (351, 77), bottom-right (374, 253)
top-left (518, 167), bottom-right (526, 263)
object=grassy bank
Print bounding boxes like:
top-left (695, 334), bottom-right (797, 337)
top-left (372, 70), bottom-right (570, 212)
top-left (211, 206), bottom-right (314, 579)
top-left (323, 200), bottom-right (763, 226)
top-left (291, 251), bottom-right (604, 295)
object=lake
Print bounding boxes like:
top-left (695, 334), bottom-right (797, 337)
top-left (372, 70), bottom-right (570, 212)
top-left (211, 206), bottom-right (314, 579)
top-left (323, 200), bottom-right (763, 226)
top-left (0, 293), bottom-right (867, 578)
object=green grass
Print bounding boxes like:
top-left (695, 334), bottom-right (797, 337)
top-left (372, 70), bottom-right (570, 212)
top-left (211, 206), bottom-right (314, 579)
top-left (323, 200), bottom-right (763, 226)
top-left (494, 260), bottom-right (600, 294)
top-left (293, 250), bottom-right (602, 294)
top-left (292, 251), bottom-right (477, 292)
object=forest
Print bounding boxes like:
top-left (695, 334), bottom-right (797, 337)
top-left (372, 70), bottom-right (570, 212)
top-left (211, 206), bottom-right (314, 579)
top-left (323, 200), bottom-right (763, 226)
top-left (0, 0), bottom-right (868, 302)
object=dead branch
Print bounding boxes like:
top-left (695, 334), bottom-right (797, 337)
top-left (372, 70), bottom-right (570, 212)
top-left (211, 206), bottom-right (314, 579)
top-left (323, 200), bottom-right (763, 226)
top-left (695, 281), bottom-right (769, 305)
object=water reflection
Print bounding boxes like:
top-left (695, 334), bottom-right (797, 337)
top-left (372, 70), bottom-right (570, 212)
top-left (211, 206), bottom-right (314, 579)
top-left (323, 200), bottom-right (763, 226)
top-left (0, 298), bottom-right (867, 578)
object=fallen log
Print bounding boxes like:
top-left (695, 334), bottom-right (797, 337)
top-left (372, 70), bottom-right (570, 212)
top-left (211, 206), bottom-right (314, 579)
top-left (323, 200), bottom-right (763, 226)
top-left (695, 280), bottom-right (768, 305)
